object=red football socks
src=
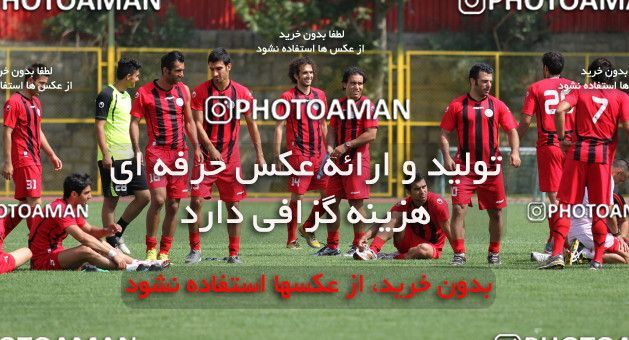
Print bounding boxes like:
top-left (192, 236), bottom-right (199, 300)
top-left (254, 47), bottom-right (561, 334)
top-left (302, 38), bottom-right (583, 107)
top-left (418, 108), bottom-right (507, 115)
top-left (159, 235), bottom-right (173, 255)
top-left (327, 231), bottom-right (339, 249)
top-left (287, 200), bottom-right (298, 244)
top-left (189, 231), bottom-right (201, 251)
top-left (145, 235), bottom-right (157, 251)
top-left (228, 236), bottom-right (240, 256)
top-left (369, 236), bottom-right (386, 254)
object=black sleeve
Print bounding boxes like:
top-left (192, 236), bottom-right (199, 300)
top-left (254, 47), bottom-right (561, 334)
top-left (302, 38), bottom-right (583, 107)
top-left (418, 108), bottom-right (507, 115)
top-left (95, 86), bottom-right (114, 120)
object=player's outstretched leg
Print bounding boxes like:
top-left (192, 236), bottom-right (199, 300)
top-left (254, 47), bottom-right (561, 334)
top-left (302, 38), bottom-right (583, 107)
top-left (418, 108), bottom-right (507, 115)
top-left (158, 198), bottom-right (180, 261)
top-left (450, 204), bottom-right (468, 265)
top-left (112, 189), bottom-right (150, 255)
top-left (145, 188), bottom-right (166, 261)
top-left (226, 202), bottom-right (242, 263)
top-left (185, 196), bottom-right (204, 264)
top-left (298, 195), bottom-right (325, 248)
top-left (286, 193), bottom-right (301, 249)
top-left (314, 199), bottom-right (341, 256)
top-left (538, 206), bottom-right (569, 269)
top-left (487, 209), bottom-right (502, 266)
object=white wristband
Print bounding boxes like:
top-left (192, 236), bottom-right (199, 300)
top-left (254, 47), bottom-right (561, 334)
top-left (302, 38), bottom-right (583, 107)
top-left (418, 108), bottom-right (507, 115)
top-left (107, 249), bottom-right (117, 259)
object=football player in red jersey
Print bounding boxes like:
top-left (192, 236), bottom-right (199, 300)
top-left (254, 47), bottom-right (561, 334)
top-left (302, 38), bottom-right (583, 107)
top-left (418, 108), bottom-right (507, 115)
top-left (354, 172), bottom-right (451, 261)
top-left (130, 51), bottom-right (203, 262)
top-left (0, 206), bottom-right (31, 274)
top-left (314, 66), bottom-right (378, 257)
top-left (28, 173), bottom-right (168, 271)
top-left (440, 63), bottom-right (521, 266)
top-left (517, 52), bottom-right (575, 253)
top-left (188, 48), bottom-right (266, 264)
top-left (541, 57), bottom-right (629, 270)
top-left (2, 63), bottom-right (63, 235)
top-left (273, 56), bottom-right (328, 249)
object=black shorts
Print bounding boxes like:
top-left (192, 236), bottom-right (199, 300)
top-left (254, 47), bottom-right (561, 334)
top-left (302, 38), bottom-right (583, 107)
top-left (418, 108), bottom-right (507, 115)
top-left (98, 158), bottom-right (148, 197)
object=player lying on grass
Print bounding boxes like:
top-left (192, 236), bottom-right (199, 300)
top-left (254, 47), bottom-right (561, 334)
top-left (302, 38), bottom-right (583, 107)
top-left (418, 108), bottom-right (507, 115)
top-left (353, 172), bottom-right (451, 261)
top-left (0, 207), bottom-right (31, 274)
top-left (541, 57), bottom-right (629, 270)
top-left (532, 159), bottom-right (629, 265)
top-left (28, 173), bottom-right (168, 271)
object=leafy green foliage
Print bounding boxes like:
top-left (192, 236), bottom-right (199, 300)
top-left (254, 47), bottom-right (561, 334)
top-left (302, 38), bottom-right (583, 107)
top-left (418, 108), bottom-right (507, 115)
top-left (43, 10), bottom-right (109, 46)
top-left (43, 5), bottom-right (197, 47)
top-left (428, 5), bottom-right (549, 51)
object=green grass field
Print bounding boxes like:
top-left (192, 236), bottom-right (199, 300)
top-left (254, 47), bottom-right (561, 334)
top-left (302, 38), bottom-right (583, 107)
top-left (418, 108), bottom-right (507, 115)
top-left (1, 200), bottom-right (627, 340)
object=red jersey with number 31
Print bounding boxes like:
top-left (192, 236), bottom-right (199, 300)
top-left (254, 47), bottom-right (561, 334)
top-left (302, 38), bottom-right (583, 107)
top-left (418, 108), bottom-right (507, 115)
top-left (3, 92), bottom-right (42, 168)
top-left (521, 77), bottom-right (575, 147)
top-left (563, 86), bottom-right (629, 164)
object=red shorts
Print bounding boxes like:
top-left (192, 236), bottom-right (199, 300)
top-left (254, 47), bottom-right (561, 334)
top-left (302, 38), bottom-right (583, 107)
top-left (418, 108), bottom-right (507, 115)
top-left (287, 154), bottom-right (329, 195)
top-left (394, 229), bottom-right (442, 259)
top-left (0, 251), bottom-right (16, 274)
top-left (605, 238), bottom-right (620, 253)
top-left (324, 158), bottom-right (370, 200)
top-left (557, 157), bottom-right (611, 205)
top-left (145, 147), bottom-right (189, 199)
top-left (190, 159), bottom-right (247, 203)
top-left (537, 145), bottom-right (565, 193)
top-left (451, 171), bottom-right (507, 210)
top-left (13, 165), bottom-right (42, 200)
top-left (31, 249), bottom-right (63, 271)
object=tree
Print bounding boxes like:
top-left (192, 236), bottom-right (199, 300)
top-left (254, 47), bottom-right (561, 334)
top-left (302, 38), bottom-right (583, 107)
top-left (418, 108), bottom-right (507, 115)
top-left (427, 6), bottom-right (548, 51)
top-left (43, 5), bottom-right (197, 47)
top-left (232, 0), bottom-right (398, 99)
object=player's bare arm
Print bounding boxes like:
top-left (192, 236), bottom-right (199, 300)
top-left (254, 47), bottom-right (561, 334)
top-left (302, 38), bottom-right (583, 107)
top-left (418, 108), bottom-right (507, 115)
top-left (2, 126), bottom-right (13, 179)
top-left (555, 100), bottom-right (571, 151)
top-left (516, 114), bottom-right (532, 140)
top-left (192, 109), bottom-right (221, 161)
top-left (66, 224), bottom-right (126, 269)
top-left (439, 129), bottom-right (455, 171)
top-left (438, 218), bottom-right (453, 243)
top-left (326, 126), bottom-right (337, 155)
top-left (244, 113), bottom-right (266, 165)
top-left (273, 120), bottom-right (286, 170)
top-left (129, 116), bottom-right (142, 156)
top-left (40, 130), bottom-right (62, 171)
top-left (95, 119), bottom-right (112, 169)
top-left (507, 128), bottom-right (521, 168)
top-left (608, 214), bottom-right (629, 252)
top-left (358, 211), bottom-right (403, 248)
top-left (183, 85), bottom-right (203, 164)
top-left (81, 221), bottom-right (122, 240)
top-left (330, 127), bottom-right (376, 160)
top-left (321, 118), bottom-right (328, 146)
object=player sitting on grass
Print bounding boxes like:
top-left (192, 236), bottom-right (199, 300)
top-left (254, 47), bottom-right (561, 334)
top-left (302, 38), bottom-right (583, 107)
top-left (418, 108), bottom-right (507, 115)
top-left (28, 173), bottom-right (168, 271)
top-left (0, 207), bottom-right (32, 274)
top-left (353, 172), bottom-right (451, 261)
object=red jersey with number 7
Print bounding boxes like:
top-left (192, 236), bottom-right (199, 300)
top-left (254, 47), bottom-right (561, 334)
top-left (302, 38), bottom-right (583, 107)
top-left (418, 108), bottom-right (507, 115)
top-left (521, 77), bottom-right (576, 147)
top-left (563, 86), bottom-right (629, 164)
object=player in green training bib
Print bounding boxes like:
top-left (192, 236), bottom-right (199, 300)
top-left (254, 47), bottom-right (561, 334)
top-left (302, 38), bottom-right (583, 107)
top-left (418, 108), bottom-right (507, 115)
top-left (95, 57), bottom-right (150, 255)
